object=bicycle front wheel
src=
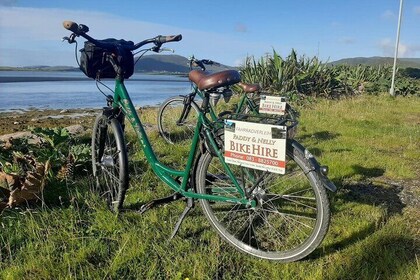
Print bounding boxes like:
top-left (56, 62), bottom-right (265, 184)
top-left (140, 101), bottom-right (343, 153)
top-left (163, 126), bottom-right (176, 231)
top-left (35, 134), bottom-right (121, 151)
top-left (157, 96), bottom-right (200, 144)
top-left (195, 141), bottom-right (330, 261)
top-left (92, 114), bottom-right (129, 212)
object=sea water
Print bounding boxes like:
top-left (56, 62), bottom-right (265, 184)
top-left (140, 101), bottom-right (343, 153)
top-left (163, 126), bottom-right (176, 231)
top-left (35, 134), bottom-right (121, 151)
top-left (0, 71), bottom-right (191, 111)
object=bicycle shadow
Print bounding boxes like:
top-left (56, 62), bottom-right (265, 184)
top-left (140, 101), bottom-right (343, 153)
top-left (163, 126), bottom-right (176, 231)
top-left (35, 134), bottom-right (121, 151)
top-left (296, 131), bottom-right (342, 157)
top-left (303, 179), bottom-right (414, 279)
top-left (324, 177), bottom-right (418, 278)
top-left (309, 164), bottom-right (408, 261)
top-left (324, 234), bottom-right (418, 279)
top-left (298, 131), bottom-right (341, 142)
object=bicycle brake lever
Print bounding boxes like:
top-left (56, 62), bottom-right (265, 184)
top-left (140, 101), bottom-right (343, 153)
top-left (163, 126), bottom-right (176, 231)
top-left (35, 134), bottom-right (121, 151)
top-left (61, 34), bottom-right (77, 44)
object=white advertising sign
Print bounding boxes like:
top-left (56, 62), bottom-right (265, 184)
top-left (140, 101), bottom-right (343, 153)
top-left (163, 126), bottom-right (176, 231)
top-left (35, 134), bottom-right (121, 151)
top-left (224, 120), bottom-right (287, 174)
top-left (259, 95), bottom-right (287, 115)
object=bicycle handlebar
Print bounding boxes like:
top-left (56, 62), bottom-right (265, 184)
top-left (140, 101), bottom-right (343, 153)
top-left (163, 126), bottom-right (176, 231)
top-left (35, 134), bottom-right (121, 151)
top-left (63, 21), bottom-right (79, 33)
top-left (155, 34), bottom-right (183, 44)
top-left (189, 56), bottom-right (220, 71)
top-left (62, 20), bottom-right (182, 51)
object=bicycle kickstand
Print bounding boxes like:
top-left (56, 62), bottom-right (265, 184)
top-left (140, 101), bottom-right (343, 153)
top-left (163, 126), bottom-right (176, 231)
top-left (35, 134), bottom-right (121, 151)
top-left (137, 192), bottom-right (183, 214)
top-left (169, 197), bottom-right (194, 240)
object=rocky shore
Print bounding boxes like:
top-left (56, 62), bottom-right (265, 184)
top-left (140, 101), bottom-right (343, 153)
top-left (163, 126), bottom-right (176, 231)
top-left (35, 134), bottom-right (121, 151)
top-left (0, 109), bottom-right (99, 136)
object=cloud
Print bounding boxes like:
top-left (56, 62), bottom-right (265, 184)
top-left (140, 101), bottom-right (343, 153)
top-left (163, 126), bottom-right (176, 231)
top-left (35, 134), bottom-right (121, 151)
top-left (414, 6), bottom-right (420, 15)
top-left (338, 37), bottom-right (356, 45)
top-left (235, 23), bottom-right (248, 33)
top-left (0, 0), bottom-right (17, 6)
top-left (379, 38), bottom-right (420, 57)
top-left (381, 10), bottom-right (395, 20)
top-left (0, 7), bottom-right (269, 66)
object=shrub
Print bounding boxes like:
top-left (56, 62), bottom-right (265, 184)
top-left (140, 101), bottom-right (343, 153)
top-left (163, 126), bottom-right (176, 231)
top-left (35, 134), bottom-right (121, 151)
top-left (239, 50), bottom-right (420, 98)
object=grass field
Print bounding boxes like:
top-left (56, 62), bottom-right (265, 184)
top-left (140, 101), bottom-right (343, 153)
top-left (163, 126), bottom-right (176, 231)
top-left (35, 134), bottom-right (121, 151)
top-left (0, 94), bottom-right (419, 279)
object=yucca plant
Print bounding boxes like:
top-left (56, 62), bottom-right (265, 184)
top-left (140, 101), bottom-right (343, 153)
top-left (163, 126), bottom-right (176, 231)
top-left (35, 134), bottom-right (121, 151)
top-left (240, 49), bottom-right (342, 99)
top-left (240, 49), bottom-right (418, 98)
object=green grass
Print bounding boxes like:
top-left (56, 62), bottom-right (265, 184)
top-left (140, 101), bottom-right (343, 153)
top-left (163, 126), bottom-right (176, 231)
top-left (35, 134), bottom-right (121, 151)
top-left (1, 95), bottom-right (419, 279)
top-left (297, 95), bottom-right (420, 180)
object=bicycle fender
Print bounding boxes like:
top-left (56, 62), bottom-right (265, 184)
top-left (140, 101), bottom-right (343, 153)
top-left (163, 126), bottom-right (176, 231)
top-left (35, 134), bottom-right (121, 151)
top-left (288, 140), bottom-right (337, 193)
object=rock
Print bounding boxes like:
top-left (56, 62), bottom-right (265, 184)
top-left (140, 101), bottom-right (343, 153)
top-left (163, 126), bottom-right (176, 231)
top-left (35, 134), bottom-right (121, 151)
top-left (0, 131), bottom-right (34, 142)
top-left (0, 125), bottom-right (86, 144)
top-left (65, 125), bottom-right (85, 135)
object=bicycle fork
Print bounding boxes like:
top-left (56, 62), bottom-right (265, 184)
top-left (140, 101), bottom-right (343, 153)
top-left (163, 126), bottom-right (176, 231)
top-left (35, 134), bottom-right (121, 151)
top-left (176, 94), bottom-right (195, 125)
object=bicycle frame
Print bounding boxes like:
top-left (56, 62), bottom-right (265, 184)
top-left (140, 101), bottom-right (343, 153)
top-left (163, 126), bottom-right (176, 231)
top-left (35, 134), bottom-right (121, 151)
top-left (112, 78), bottom-right (250, 204)
top-left (180, 84), bottom-right (259, 124)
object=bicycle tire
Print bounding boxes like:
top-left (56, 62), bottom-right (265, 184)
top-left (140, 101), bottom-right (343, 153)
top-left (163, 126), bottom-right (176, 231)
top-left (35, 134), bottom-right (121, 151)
top-left (157, 96), bottom-right (200, 144)
top-left (195, 140), bottom-right (330, 261)
top-left (92, 114), bottom-right (129, 212)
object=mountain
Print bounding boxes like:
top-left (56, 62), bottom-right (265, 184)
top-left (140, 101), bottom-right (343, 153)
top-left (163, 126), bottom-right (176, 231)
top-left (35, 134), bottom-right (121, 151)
top-left (330, 57), bottom-right (420, 68)
top-left (134, 54), bottom-right (235, 73)
top-left (0, 54), bottom-right (234, 74)
top-left (0, 65), bottom-right (78, 71)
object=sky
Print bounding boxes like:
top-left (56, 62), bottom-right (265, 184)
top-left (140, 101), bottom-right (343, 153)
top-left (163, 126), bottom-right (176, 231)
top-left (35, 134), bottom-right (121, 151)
top-left (0, 0), bottom-right (419, 67)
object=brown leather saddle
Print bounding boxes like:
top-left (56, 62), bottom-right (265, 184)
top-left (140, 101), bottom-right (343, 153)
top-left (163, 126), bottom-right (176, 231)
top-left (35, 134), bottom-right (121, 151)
top-left (188, 70), bottom-right (260, 106)
top-left (188, 70), bottom-right (261, 93)
top-left (188, 69), bottom-right (260, 93)
top-left (188, 69), bottom-right (239, 91)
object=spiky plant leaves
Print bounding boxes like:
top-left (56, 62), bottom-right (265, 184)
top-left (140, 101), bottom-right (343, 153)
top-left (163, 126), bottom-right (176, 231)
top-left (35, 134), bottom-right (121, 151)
top-left (57, 153), bottom-right (75, 181)
top-left (239, 49), bottom-right (418, 98)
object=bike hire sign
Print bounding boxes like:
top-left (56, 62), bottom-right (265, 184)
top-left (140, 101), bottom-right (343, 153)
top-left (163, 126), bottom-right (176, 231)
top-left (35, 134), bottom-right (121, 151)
top-left (224, 120), bottom-right (287, 174)
top-left (259, 95), bottom-right (287, 115)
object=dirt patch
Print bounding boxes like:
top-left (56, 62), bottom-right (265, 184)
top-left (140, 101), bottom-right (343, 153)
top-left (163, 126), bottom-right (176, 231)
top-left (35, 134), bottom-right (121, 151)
top-left (382, 178), bottom-right (420, 209)
top-left (341, 178), bottom-right (420, 211)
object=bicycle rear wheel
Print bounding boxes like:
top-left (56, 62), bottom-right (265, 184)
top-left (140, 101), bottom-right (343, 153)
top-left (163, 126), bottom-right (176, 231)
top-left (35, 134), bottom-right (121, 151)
top-left (157, 96), bottom-right (200, 144)
top-left (195, 140), bottom-right (330, 261)
top-left (92, 114), bottom-right (129, 212)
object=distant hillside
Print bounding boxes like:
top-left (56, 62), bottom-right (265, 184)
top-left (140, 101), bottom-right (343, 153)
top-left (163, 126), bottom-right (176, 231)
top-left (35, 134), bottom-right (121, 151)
top-left (1, 54), bottom-right (233, 74)
top-left (134, 54), bottom-right (234, 73)
top-left (0, 65), bottom-right (78, 71)
top-left (330, 57), bottom-right (420, 68)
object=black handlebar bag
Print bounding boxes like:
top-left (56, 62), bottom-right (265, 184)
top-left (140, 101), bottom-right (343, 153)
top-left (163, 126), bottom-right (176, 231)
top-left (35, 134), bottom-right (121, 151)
top-left (79, 40), bottom-right (134, 79)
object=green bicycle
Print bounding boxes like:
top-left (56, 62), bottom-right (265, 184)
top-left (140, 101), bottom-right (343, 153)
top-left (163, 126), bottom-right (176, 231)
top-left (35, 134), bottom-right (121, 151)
top-left (157, 56), bottom-right (298, 144)
top-left (63, 20), bottom-right (336, 262)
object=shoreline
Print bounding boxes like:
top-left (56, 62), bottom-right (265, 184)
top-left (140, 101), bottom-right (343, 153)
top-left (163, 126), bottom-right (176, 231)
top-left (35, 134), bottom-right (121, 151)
top-left (0, 73), bottom-right (189, 83)
top-left (0, 108), bottom-right (99, 136)
top-left (0, 76), bottom-right (88, 83)
top-left (0, 106), bottom-right (160, 136)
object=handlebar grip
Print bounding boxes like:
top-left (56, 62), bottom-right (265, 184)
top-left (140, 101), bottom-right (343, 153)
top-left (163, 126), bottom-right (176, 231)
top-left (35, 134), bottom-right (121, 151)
top-left (63, 21), bottom-right (89, 35)
top-left (156, 34), bottom-right (182, 44)
top-left (63, 21), bottom-right (79, 33)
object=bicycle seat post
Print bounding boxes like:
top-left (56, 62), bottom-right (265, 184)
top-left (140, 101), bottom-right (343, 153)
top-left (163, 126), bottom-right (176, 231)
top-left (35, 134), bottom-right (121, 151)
top-left (201, 93), bottom-right (211, 113)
